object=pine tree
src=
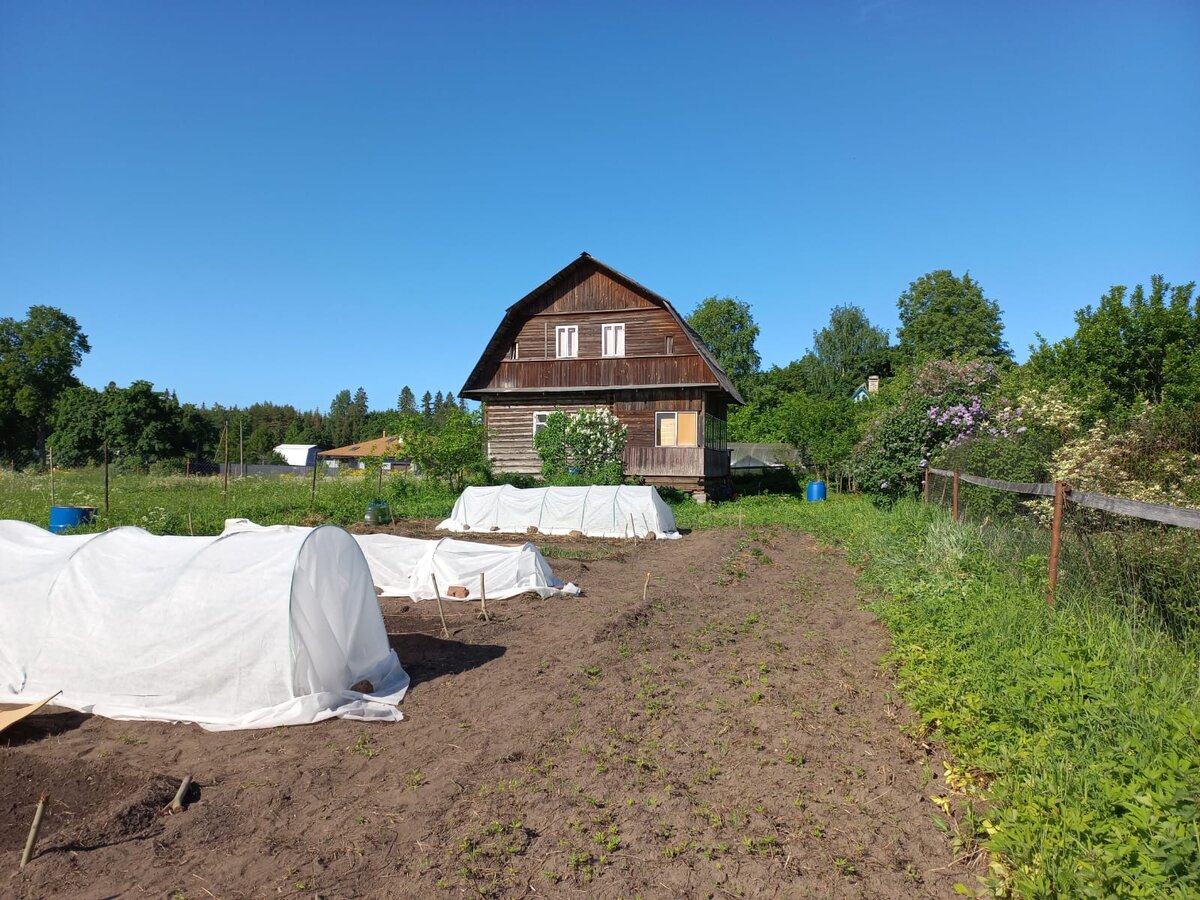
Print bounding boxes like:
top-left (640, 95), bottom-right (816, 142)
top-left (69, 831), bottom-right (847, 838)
top-left (421, 391), bottom-right (433, 420)
top-left (397, 385), bottom-right (416, 414)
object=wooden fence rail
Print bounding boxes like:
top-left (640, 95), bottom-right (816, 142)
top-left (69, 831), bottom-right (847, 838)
top-left (922, 466), bottom-right (1200, 606)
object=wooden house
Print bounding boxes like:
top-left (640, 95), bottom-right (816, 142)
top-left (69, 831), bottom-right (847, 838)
top-left (461, 254), bottom-right (743, 500)
top-left (318, 435), bottom-right (410, 472)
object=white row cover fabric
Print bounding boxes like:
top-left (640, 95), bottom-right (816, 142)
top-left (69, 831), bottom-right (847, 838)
top-left (0, 519), bottom-right (408, 731)
top-left (437, 485), bottom-right (681, 539)
top-left (223, 519), bottom-right (579, 601)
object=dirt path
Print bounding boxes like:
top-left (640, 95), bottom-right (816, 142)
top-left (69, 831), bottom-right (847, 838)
top-left (2, 527), bottom-right (975, 898)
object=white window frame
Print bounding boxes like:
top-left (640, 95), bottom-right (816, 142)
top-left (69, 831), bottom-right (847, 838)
top-left (555, 325), bottom-right (578, 358)
top-left (655, 411), bottom-right (700, 448)
top-left (533, 411), bottom-right (551, 437)
top-left (601, 322), bottom-right (625, 358)
top-left (507, 341), bottom-right (519, 360)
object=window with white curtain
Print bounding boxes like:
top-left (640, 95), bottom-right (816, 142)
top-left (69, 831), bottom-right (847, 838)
top-left (555, 325), bottom-right (578, 358)
top-left (601, 323), bottom-right (625, 357)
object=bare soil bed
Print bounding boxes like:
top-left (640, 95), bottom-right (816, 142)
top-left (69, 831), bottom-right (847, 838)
top-left (2, 525), bottom-right (976, 898)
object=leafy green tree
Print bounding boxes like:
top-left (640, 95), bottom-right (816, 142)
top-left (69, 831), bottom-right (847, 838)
top-left (48, 385), bottom-right (106, 465)
top-left (779, 393), bottom-right (862, 478)
top-left (686, 297), bottom-right (761, 386)
top-left (813, 305), bottom-right (890, 394)
top-left (896, 270), bottom-right (1009, 362)
top-left (399, 406), bottom-right (489, 490)
top-left (0, 306), bottom-right (91, 463)
top-left (102, 380), bottom-right (185, 464)
top-left (1025, 276), bottom-right (1198, 424)
top-left (180, 403), bottom-right (220, 459)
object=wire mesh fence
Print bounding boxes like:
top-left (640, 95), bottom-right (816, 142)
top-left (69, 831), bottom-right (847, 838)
top-left (924, 462), bottom-right (1200, 639)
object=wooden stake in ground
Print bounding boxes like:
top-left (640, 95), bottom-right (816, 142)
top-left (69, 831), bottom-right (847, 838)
top-left (1047, 480), bottom-right (1067, 607)
top-left (310, 456), bottom-right (319, 501)
top-left (48, 445), bottom-right (54, 507)
top-left (164, 775), bottom-right (193, 815)
top-left (429, 573), bottom-right (451, 638)
top-left (20, 794), bottom-right (47, 868)
top-left (104, 440), bottom-right (110, 513)
top-left (479, 571), bottom-right (490, 622)
top-left (222, 420), bottom-right (230, 499)
top-left (643, 571), bottom-right (651, 604)
top-left (952, 470), bottom-right (961, 522)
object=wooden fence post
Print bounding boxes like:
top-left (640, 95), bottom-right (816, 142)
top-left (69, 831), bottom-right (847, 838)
top-left (952, 471), bottom-right (960, 521)
top-left (922, 468), bottom-right (930, 503)
top-left (103, 441), bottom-right (110, 514)
top-left (1047, 480), bottom-right (1067, 606)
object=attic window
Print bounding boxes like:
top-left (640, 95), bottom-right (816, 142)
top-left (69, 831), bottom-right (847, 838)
top-left (601, 323), bottom-right (625, 357)
top-left (507, 342), bottom-right (519, 360)
top-left (664, 335), bottom-right (674, 355)
top-left (555, 325), bottom-right (578, 358)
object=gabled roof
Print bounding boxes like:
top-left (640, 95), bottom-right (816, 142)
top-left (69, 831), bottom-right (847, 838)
top-left (318, 435), bottom-right (405, 459)
top-left (461, 254), bottom-right (744, 404)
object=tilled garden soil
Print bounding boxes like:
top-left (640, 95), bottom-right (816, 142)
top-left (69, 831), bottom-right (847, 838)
top-left (2, 526), bottom-right (976, 898)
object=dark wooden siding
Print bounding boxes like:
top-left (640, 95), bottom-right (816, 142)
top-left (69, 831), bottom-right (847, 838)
top-left (511, 308), bottom-right (692, 359)
top-left (529, 268), bottom-right (659, 315)
top-left (486, 356), bottom-right (715, 391)
top-left (483, 390), bottom-right (727, 481)
top-left (476, 269), bottom-right (719, 393)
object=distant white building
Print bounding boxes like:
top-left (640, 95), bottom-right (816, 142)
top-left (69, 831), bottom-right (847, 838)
top-left (273, 444), bottom-right (320, 467)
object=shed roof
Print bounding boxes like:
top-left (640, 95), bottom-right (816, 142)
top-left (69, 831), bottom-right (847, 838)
top-left (461, 254), bottom-right (744, 404)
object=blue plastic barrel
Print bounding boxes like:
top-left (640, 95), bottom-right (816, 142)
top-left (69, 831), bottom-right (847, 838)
top-left (49, 505), bottom-right (96, 533)
top-left (806, 481), bottom-right (827, 502)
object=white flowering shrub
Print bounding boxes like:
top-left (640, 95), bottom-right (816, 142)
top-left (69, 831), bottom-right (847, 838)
top-left (534, 407), bottom-right (628, 484)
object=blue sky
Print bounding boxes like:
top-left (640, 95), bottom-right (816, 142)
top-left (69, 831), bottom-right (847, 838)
top-left (2, 1), bottom-right (1197, 411)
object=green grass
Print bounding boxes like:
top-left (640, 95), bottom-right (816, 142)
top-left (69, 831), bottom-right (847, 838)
top-left (680, 493), bottom-right (1200, 898)
top-left (0, 467), bottom-right (459, 534)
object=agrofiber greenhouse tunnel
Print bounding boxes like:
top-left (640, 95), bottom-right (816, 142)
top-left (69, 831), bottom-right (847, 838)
top-left (0, 519), bottom-right (409, 730)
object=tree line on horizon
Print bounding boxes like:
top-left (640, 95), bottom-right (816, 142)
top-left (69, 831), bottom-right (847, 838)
top-left (3, 267), bottom-right (1197, 494)
top-left (0, 311), bottom-right (473, 471)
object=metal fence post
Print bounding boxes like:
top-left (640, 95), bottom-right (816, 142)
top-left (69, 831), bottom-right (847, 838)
top-left (1047, 480), bottom-right (1067, 606)
top-left (952, 471), bottom-right (960, 521)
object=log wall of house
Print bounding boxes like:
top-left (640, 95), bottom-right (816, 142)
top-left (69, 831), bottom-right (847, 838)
top-left (484, 389), bottom-right (721, 479)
